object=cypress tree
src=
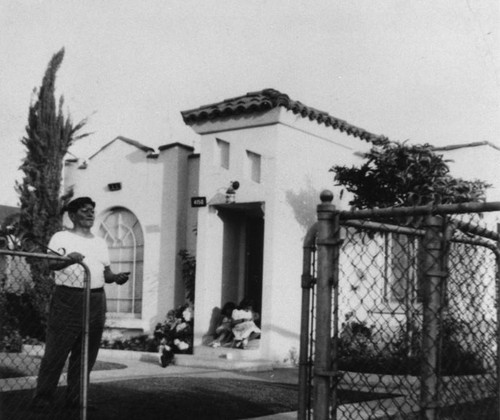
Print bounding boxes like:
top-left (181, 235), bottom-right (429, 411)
top-left (15, 48), bottom-right (88, 332)
top-left (17, 48), bottom-right (88, 248)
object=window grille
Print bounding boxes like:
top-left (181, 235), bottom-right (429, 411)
top-left (99, 208), bottom-right (144, 316)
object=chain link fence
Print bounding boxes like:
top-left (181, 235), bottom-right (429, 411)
top-left (0, 243), bottom-right (92, 420)
top-left (299, 193), bottom-right (500, 420)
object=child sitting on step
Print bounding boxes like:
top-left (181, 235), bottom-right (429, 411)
top-left (231, 298), bottom-right (261, 349)
top-left (210, 301), bottom-right (237, 348)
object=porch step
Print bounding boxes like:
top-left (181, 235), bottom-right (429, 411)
top-left (174, 353), bottom-right (274, 372)
top-left (194, 342), bottom-right (261, 360)
top-left (98, 345), bottom-right (273, 372)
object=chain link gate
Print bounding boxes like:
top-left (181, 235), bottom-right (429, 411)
top-left (299, 190), bottom-right (500, 420)
top-left (0, 241), bottom-right (93, 420)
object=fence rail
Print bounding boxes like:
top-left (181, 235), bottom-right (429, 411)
top-left (299, 191), bottom-right (500, 420)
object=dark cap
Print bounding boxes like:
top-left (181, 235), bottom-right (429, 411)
top-left (65, 197), bottom-right (96, 213)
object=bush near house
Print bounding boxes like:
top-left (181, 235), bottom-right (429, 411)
top-left (178, 250), bottom-right (196, 304)
top-left (101, 304), bottom-right (194, 361)
top-left (153, 304), bottom-right (194, 354)
top-left (100, 333), bottom-right (158, 353)
top-left (337, 314), bottom-right (486, 376)
top-left (0, 292), bottom-right (46, 352)
top-left (331, 141), bottom-right (490, 209)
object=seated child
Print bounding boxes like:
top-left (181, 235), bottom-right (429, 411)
top-left (210, 301), bottom-right (236, 348)
top-left (231, 298), bottom-right (261, 349)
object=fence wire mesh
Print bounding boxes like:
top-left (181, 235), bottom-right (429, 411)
top-left (300, 203), bottom-right (500, 420)
top-left (0, 249), bottom-right (91, 420)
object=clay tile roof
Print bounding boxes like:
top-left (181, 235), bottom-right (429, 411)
top-left (181, 88), bottom-right (388, 144)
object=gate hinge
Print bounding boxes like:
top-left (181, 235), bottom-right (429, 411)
top-left (301, 274), bottom-right (316, 288)
top-left (314, 369), bottom-right (344, 385)
top-left (316, 238), bottom-right (344, 247)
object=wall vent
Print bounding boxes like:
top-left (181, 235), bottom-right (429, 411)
top-left (108, 182), bottom-right (122, 191)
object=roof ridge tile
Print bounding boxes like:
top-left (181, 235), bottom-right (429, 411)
top-left (181, 89), bottom-right (388, 144)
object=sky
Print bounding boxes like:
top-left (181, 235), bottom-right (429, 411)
top-left (1, 0), bottom-right (498, 207)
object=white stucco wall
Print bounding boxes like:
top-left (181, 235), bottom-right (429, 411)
top-left (190, 107), bottom-right (373, 363)
top-left (261, 108), bottom-right (372, 362)
top-left (64, 139), bottom-right (194, 333)
top-left (192, 117), bottom-right (279, 348)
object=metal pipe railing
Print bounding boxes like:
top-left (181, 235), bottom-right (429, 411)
top-left (342, 219), bottom-right (425, 236)
top-left (0, 249), bottom-right (72, 260)
top-left (339, 201), bottom-right (500, 220)
top-left (452, 218), bottom-right (500, 242)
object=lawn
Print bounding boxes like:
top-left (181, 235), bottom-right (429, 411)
top-left (0, 371), bottom-right (396, 420)
top-left (0, 355), bottom-right (127, 379)
top-left (1, 362), bottom-right (496, 420)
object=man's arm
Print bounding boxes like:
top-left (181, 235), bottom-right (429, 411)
top-left (104, 266), bottom-right (130, 285)
top-left (48, 252), bottom-right (84, 271)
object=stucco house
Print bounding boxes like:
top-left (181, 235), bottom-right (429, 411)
top-left (62, 89), bottom-right (499, 365)
top-left (64, 136), bottom-right (198, 335)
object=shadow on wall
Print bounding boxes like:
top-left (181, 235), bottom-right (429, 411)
top-left (285, 179), bottom-right (322, 232)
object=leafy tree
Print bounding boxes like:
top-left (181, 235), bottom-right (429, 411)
top-left (14, 48), bottom-right (88, 333)
top-left (331, 141), bottom-right (490, 209)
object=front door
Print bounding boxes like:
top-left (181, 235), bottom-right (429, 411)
top-left (217, 203), bottom-right (264, 315)
top-left (245, 216), bottom-right (264, 317)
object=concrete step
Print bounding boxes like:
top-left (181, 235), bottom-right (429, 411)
top-left (194, 343), bottom-right (261, 360)
top-left (97, 346), bottom-right (273, 372)
top-left (174, 353), bottom-right (274, 372)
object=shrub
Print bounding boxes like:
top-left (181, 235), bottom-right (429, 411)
top-left (336, 314), bottom-right (486, 376)
top-left (100, 304), bottom-right (195, 358)
top-left (178, 251), bottom-right (196, 304)
top-left (0, 328), bottom-right (22, 353)
top-left (100, 334), bottom-right (158, 353)
top-left (154, 304), bottom-right (194, 355)
top-left (0, 292), bottom-right (46, 341)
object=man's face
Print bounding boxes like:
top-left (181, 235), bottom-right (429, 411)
top-left (69, 204), bottom-right (95, 228)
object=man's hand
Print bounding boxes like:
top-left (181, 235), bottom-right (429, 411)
top-left (67, 252), bottom-right (85, 263)
top-left (49, 252), bottom-right (84, 271)
top-left (114, 272), bottom-right (130, 285)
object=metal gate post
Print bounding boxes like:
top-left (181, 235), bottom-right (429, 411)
top-left (299, 222), bottom-right (318, 420)
top-left (496, 223), bottom-right (500, 418)
top-left (80, 262), bottom-right (91, 420)
top-left (420, 215), bottom-right (447, 420)
top-left (313, 190), bottom-right (340, 420)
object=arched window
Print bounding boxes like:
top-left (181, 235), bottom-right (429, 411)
top-left (99, 208), bottom-right (144, 317)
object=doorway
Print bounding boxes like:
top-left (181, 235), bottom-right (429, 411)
top-left (244, 216), bottom-right (263, 317)
top-left (216, 203), bottom-right (264, 316)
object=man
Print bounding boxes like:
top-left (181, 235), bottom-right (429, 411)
top-left (32, 197), bottom-right (129, 410)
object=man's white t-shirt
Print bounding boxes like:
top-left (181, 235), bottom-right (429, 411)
top-left (48, 230), bottom-right (110, 289)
